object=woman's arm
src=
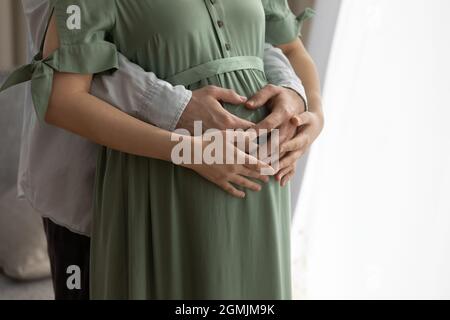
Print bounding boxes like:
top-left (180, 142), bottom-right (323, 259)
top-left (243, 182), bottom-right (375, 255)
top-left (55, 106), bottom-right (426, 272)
top-left (44, 15), bottom-right (176, 161)
top-left (274, 38), bottom-right (324, 185)
top-left (277, 38), bottom-right (323, 117)
top-left (43, 15), bottom-right (271, 198)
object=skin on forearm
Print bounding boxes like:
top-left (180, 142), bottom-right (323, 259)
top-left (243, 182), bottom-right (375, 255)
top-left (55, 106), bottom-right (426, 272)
top-left (46, 73), bottom-right (179, 162)
top-left (44, 14), bottom-right (178, 163)
top-left (277, 38), bottom-right (323, 117)
top-left (34, 14), bottom-right (276, 197)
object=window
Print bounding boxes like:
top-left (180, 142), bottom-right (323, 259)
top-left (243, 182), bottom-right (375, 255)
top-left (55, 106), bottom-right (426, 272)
top-left (293, 0), bottom-right (450, 299)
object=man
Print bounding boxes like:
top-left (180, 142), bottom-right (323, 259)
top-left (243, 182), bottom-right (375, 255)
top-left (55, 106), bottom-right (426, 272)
top-left (13, 0), bottom-right (323, 299)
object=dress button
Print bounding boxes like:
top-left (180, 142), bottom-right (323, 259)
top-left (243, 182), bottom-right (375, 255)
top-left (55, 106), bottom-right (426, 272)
top-left (217, 20), bottom-right (224, 28)
top-left (225, 43), bottom-right (231, 51)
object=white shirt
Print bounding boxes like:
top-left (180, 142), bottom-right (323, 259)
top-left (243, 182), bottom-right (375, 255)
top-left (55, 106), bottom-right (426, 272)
top-left (17, 0), bottom-right (306, 236)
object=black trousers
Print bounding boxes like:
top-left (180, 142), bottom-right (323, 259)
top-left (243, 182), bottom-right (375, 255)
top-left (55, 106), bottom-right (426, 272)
top-left (42, 218), bottom-right (90, 300)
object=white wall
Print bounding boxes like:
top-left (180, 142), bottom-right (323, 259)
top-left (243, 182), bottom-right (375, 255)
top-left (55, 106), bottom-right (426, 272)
top-left (290, 0), bottom-right (342, 214)
top-left (294, 0), bottom-right (450, 299)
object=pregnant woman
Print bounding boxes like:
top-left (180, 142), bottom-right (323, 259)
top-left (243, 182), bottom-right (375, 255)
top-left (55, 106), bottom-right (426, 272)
top-left (21, 0), bottom-right (314, 299)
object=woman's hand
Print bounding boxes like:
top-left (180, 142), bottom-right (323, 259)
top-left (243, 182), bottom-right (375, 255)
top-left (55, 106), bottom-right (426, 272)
top-left (276, 111), bottom-right (324, 186)
top-left (182, 134), bottom-right (275, 198)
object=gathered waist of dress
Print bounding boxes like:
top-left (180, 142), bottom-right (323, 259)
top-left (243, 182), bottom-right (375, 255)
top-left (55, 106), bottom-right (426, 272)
top-left (165, 56), bottom-right (264, 87)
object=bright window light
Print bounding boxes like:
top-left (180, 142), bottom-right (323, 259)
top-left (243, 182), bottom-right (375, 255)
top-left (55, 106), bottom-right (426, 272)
top-left (292, 0), bottom-right (450, 299)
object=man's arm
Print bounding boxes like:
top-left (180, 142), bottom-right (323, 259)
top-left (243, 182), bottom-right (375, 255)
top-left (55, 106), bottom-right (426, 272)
top-left (41, 12), bottom-right (271, 198)
top-left (22, 0), bottom-right (306, 135)
top-left (264, 43), bottom-right (307, 108)
top-left (95, 44), bottom-right (307, 134)
top-left (93, 45), bottom-right (307, 134)
top-left (94, 44), bottom-right (307, 135)
top-left (174, 44), bottom-right (307, 134)
top-left (90, 43), bottom-right (311, 186)
top-left (91, 55), bottom-right (192, 132)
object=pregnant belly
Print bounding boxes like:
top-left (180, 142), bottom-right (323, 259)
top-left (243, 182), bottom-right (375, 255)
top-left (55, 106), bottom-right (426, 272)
top-left (186, 68), bottom-right (270, 124)
top-left (94, 63), bottom-right (277, 215)
top-left (164, 55), bottom-right (270, 124)
top-left (145, 67), bottom-right (276, 207)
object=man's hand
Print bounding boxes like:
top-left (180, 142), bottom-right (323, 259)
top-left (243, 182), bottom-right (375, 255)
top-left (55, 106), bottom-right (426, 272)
top-left (246, 84), bottom-right (306, 145)
top-left (245, 84), bottom-right (306, 172)
top-left (276, 111), bottom-right (324, 186)
top-left (246, 84), bottom-right (324, 187)
top-left (177, 86), bottom-right (254, 134)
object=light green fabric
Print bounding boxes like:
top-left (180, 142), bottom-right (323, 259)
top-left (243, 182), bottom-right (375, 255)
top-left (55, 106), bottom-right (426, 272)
top-left (1, 0), bottom-right (314, 300)
top-left (166, 56), bottom-right (265, 87)
top-left (264, 1), bottom-right (315, 44)
top-left (0, 0), bottom-right (119, 122)
top-left (0, 44), bottom-right (119, 121)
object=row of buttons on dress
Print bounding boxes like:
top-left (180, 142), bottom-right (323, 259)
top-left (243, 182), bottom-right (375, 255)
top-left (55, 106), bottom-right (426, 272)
top-left (208, 0), bottom-right (231, 52)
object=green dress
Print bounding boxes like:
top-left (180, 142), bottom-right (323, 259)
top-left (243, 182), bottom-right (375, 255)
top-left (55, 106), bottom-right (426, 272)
top-left (2, 0), bottom-right (313, 299)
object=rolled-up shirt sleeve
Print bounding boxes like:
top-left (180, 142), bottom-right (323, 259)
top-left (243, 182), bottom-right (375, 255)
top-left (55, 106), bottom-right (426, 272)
top-left (91, 54), bottom-right (192, 132)
top-left (263, 44), bottom-right (307, 108)
top-left (12, 0), bottom-right (303, 130)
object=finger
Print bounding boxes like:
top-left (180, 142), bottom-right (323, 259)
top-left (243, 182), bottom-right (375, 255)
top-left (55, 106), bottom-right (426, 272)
top-left (254, 138), bottom-right (281, 173)
top-left (280, 134), bottom-right (309, 154)
top-left (225, 131), bottom-right (258, 154)
top-left (291, 112), bottom-right (312, 127)
top-left (269, 123), bottom-right (297, 158)
top-left (281, 171), bottom-right (295, 187)
top-left (245, 85), bottom-right (281, 109)
top-left (227, 128), bottom-right (258, 142)
top-left (277, 152), bottom-right (287, 162)
top-left (220, 182), bottom-right (246, 198)
top-left (253, 112), bottom-right (285, 134)
top-left (238, 166), bottom-right (270, 183)
top-left (230, 175), bottom-right (262, 192)
top-left (260, 147), bottom-right (281, 171)
top-left (278, 122), bottom-right (297, 145)
top-left (220, 112), bottom-right (255, 130)
top-left (257, 127), bottom-right (284, 163)
top-left (214, 87), bottom-right (248, 105)
top-left (242, 152), bottom-right (276, 176)
top-left (257, 136), bottom-right (275, 160)
top-left (279, 150), bottom-right (303, 170)
top-left (276, 164), bottom-right (295, 181)
top-left (245, 130), bottom-right (260, 155)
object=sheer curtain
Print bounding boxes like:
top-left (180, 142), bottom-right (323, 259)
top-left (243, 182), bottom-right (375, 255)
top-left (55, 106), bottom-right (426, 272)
top-left (294, 0), bottom-right (450, 299)
top-left (290, 0), bottom-right (341, 299)
top-left (0, 0), bottom-right (27, 71)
